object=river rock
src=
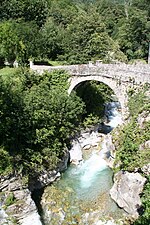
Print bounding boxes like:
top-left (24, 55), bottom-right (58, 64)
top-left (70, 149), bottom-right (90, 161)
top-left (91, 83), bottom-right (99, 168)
top-left (79, 131), bottom-right (102, 149)
top-left (110, 171), bottom-right (146, 218)
top-left (137, 111), bottom-right (150, 128)
top-left (141, 163), bottom-right (150, 175)
top-left (100, 134), bottom-right (116, 168)
top-left (69, 139), bottom-right (83, 165)
top-left (82, 144), bottom-right (91, 150)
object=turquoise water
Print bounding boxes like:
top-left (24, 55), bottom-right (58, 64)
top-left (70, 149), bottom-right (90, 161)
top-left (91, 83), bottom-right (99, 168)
top-left (58, 153), bottom-right (112, 202)
top-left (42, 151), bottom-right (125, 224)
top-left (42, 105), bottom-right (125, 224)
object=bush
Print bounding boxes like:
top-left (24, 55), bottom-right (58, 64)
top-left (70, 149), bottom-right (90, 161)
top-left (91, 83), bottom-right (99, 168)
top-left (5, 192), bottom-right (16, 207)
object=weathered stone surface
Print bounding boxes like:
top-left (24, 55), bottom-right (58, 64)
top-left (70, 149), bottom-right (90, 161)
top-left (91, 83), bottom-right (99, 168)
top-left (141, 163), bottom-right (150, 175)
top-left (0, 178), bottom-right (42, 225)
top-left (139, 140), bottom-right (150, 151)
top-left (110, 171), bottom-right (146, 218)
top-left (0, 207), bottom-right (13, 225)
top-left (0, 176), bottom-right (27, 192)
top-left (29, 170), bottom-right (61, 191)
top-left (101, 134), bottom-right (116, 168)
top-left (57, 150), bottom-right (70, 172)
top-left (137, 111), bottom-right (150, 128)
top-left (19, 212), bottom-right (42, 225)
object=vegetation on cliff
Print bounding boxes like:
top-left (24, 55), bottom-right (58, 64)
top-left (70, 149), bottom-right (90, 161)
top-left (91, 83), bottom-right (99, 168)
top-left (113, 84), bottom-right (150, 224)
top-left (0, 68), bottom-right (85, 177)
top-left (0, 68), bottom-right (112, 179)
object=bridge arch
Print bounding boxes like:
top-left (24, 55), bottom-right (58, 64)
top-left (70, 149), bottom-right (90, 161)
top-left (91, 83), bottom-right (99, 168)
top-left (68, 75), bottom-right (129, 117)
top-left (30, 61), bottom-right (150, 118)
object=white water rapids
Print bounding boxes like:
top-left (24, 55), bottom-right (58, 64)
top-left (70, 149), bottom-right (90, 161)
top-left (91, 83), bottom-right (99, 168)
top-left (41, 102), bottom-right (125, 224)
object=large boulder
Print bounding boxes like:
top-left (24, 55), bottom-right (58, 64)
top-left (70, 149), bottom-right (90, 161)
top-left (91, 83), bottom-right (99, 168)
top-left (28, 170), bottom-right (61, 191)
top-left (110, 171), bottom-right (146, 218)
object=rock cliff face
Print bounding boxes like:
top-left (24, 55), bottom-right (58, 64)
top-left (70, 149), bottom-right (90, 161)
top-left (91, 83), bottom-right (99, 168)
top-left (0, 176), bottom-right (42, 225)
top-left (0, 151), bottom-right (69, 225)
top-left (110, 171), bottom-right (146, 219)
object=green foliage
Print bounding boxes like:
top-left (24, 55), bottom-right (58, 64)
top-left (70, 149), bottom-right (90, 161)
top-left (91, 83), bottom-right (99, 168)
top-left (48, 0), bottom-right (78, 27)
top-left (128, 84), bottom-right (150, 116)
top-left (75, 81), bottom-right (114, 119)
top-left (5, 192), bottom-right (16, 207)
top-left (0, 0), bottom-right (49, 27)
top-left (115, 119), bottom-right (150, 171)
top-left (83, 114), bottom-right (100, 127)
top-left (0, 68), bottom-right (85, 176)
top-left (38, 17), bottom-right (63, 60)
top-left (114, 85), bottom-right (150, 171)
top-left (114, 9), bottom-right (149, 60)
top-left (0, 0), bottom-right (149, 63)
top-left (0, 147), bottom-right (13, 175)
top-left (0, 20), bottom-right (39, 63)
top-left (113, 85), bottom-right (150, 224)
top-left (134, 176), bottom-right (150, 225)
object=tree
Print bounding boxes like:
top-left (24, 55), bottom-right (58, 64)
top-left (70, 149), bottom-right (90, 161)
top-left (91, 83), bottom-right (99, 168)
top-left (113, 7), bottom-right (149, 61)
top-left (0, 0), bottom-right (24, 21)
top-left (0, 68), bottom-right (85, 176)
top-left (0, 20), bottom-right (40, 64)
top-left (23, 0), bottom-right (49, 26)
top-left (48, 0), bottom-right (78, 27)
top-left (39, 18), bottom-right (63, 60)
top-left (0, 0), bottom-right (49, 27)
top-left (59, 10), bottom-right (126, 64)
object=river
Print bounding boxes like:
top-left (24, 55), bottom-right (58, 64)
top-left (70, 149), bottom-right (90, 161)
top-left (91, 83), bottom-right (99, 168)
top-left (41, 102), bottom-right (126, 224)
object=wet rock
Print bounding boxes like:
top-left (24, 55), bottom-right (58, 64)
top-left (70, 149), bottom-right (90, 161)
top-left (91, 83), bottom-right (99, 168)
top-left (110, 171), bottom-right (146, 218)
top-left (97, 122), bottom-right (113, 134)
top-left (69, 140), bottom-right (83, 165)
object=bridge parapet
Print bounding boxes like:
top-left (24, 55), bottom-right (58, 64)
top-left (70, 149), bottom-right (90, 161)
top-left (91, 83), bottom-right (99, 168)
top-left (31, 61), bottom-right (150, 85)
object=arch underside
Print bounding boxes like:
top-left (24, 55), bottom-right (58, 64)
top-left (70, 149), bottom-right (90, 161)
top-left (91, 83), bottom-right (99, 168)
top-left (68, 76), bottom-right (129, 116)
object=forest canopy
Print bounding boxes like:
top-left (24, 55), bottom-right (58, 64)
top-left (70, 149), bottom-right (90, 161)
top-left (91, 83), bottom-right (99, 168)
top-left (0, 0), bottom-right (150, 65)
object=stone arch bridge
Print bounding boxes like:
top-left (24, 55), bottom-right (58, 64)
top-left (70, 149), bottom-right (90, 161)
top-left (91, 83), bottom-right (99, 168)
top-left (30, 61), bottom-right (150, 116)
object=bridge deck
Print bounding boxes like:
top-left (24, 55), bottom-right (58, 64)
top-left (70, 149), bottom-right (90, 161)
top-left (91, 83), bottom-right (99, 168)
top-left (31, 62), bottom-right (150, 84)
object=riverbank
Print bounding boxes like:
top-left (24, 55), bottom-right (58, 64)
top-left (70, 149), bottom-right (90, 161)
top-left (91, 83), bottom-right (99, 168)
top-left (0, 93), bottom-right (149, 225)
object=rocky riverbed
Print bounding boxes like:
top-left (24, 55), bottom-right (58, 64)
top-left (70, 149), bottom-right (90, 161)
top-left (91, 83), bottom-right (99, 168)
top-left (0, 104), bottom-right (149, 225)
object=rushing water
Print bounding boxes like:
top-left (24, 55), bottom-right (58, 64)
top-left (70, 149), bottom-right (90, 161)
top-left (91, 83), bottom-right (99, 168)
top-left (41, 102), bottom-right (125, 224)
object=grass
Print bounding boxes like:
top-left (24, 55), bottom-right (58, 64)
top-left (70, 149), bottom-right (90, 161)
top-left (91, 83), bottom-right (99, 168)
top-left (48, 60), bottom-right (64, 66)
top-left (0, 67), bottom-right (17, 76)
